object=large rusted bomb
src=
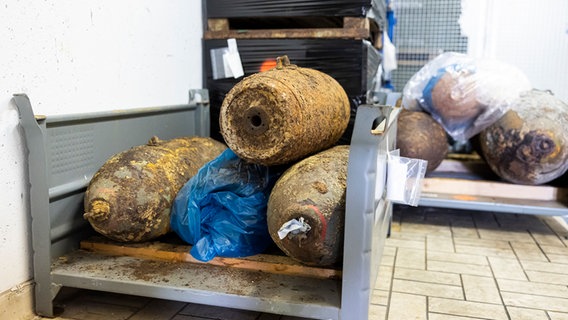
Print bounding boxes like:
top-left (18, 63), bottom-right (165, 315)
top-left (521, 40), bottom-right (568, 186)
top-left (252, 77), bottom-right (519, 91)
top-left (219, 55), bottom-right (350, 166)
top-left (84, 136), bottom-right (227, 242)
top-left (267, 145), bottom-right (349, 266)
top-left (479, 90), bottom-right (568, 185)
top-left (397, 109), bottom-right (449, 174)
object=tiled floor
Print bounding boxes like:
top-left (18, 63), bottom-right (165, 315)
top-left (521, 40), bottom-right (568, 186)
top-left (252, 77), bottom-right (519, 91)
top-left (35, 206), bottom-right (568, 320)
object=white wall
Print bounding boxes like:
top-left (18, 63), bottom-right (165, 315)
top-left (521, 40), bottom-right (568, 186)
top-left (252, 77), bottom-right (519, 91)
top-left (461, 0), bottom-right (568, 102)
top-left (0, 0), bottom-right (203, 293)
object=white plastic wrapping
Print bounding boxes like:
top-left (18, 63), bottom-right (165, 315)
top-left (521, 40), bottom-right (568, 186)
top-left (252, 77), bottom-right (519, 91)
top-left (479, 90), bottom-right (568, 185)
top-left (386, 150), bottom-right (427, 207)
top-left (402, 52), bottom-right (532, 141)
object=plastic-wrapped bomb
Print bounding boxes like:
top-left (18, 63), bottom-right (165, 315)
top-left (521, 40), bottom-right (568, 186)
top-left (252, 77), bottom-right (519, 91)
top-left (402, 52), bottom-right (532, 141)
top-left (479, 90), bottom-right (568, 185)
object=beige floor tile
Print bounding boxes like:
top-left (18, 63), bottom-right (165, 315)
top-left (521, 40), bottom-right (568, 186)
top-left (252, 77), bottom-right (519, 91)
top-left (380, 253), bottom-right (396, 267)
top-left (428, 260), bottom-right (493, 277)
top-left (389, 232), bottom-right (427, 241)
top-left (386, 237), bottom-right (425, 250)
top-left (521, 260), bottom-right (568, 275)
top-left (387, 292), bottom-right (426, 320)
top-left (453, 237), bottom-right (511, 249)
top-left (129, 300), bottom-right (186, 320)
top-left (428, 313), bottom-right (483, 320)
top-left (526, 270), bottom-right (568, 285)
top-left (428, 297), bottom-right (508, 320)
top-left (392, 279), bottom-right (463, 299)
top-left (369, 304), bottom-right (387, 320)
top-left (455, 244), bottom-right (516, 259)
top-left (502, 291), bottom-right (568, 313)
top-left (389, 221), bottom-right (402, 233)
top-left (531, 232), bottom-right (567, 247)
top-left (427, 235), bottom-right (455, 253)
top-left (507, 306), bottom-right (549, 320)
top-left (461, 275), bottom-right (501, 304)
top-left (510, 241), bottom-right (548, 261)
top-left (548, 254), bottom-right (568, 264)
top-left (497, 278), bottom-right (568, 299)
top-left (382, 246), bottom-right (397, 256)
top-left (449, 217), bottom-right (478, 239)
top-left (477, 229), bottom-right (534, 243)
top-left (371, 289), bottom-right (390, 306)
top-left (402, 223), bottom-right (452, 237)
top-left (428, 251), bottom-right (488, 266)
top-left (487, 256), bottom-right (528, 281)
top-left (450, 225), bottom-right (480, 239)
top-left (394, 267), bottom-right (461, 286)
top-left (548, 311), bottom-right (568, 320)
top-left (542, 217), bottom-right (568, 246)
top-left (395, 247), bottom-right (426, 270)
top-left (375, 265), bottom-right (393, 290)
top-left (540, 244), bottom-right (568, 254)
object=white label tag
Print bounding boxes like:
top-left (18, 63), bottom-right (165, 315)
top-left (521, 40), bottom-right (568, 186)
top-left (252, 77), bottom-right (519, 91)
top-left (226, 38), bottom-right (244, 78)
top-left (277, 217), bottom-right (311, 240)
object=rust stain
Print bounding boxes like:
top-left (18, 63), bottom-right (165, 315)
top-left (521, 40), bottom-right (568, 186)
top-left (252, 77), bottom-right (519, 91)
top-left (452, 194), bottom-right (478, 201)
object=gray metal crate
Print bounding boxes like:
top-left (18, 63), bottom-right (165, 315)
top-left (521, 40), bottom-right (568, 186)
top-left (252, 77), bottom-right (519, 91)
top-left (16, 90), bottom-right (399, 320)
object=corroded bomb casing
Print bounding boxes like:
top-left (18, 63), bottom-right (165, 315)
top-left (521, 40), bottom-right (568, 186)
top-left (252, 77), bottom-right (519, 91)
top-left (479, 90), bottom-right (568, 185)
top-left (84, 136), bottom-right (227, 242)
top-left (219, 55), bottom-right (350, 166)
top-left (267, 145), bottom-right (349, 266)
top-left (397, 109), bottom-right (448, 174)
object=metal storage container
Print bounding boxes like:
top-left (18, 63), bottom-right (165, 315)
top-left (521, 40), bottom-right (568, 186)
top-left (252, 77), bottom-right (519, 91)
top-left (16, 89), bottom-right (399, 320)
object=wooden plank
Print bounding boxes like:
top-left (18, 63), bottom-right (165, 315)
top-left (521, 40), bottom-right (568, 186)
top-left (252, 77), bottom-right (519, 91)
top-left (204, 27), bottom-right (371, 40)
top-left (208, 18), bottom-right (229, 32)
top-left (204, 17), bottom-right (373, 41)
top-left (422, 177), bottom-right (567, 201)
top-left (80, 239), bottom-right (342, 280)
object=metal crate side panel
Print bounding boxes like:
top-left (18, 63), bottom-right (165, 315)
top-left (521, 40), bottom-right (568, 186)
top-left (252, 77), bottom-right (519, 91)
top-left (15, 91), bottom-right (210, 317)
top-left (341, 104), bottom-right (398, 319)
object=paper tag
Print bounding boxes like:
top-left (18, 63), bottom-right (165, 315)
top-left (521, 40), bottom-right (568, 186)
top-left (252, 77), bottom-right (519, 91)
top-left (386, 151), bottom-right (428, 206)
top-left (209, 39), bottom-right (244, 80)
top-left (226, 38), bottom-right (244, 78)
top-left (277, 217), bottom-right (311, 240)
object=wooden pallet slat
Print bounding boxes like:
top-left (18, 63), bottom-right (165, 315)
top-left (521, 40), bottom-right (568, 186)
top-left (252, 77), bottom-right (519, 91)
top-left (80, 238), bottom-right (342, 280)
top-left (204, 16), bottom-right (381, 46)
top-left (422, 158), bottom-right (568, 202)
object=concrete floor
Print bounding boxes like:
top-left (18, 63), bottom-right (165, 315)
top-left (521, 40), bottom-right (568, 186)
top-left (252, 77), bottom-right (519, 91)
top-left (35, 205), bottom-right (568, 320)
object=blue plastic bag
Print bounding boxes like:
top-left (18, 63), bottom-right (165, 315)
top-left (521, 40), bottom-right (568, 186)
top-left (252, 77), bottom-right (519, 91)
top-left (170, 148), bottom-right (277, 262)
